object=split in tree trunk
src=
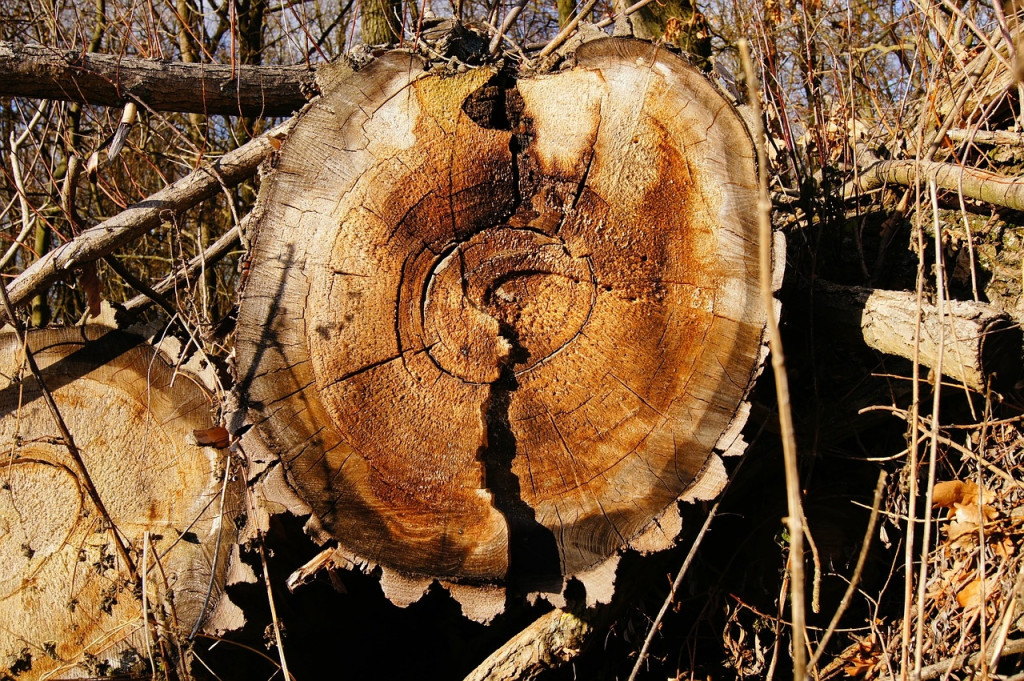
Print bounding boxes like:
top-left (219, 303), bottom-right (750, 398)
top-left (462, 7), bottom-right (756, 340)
top-left (0, 326), bottom-right (238, 680)
top-left (234, 37), bottom-right (770, 620)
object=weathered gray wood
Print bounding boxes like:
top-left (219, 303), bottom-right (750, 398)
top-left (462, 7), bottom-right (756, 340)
top-left (234, 38), bottom-right (767, 616)
top-left (815, 280), bottom-right (1022, 390)
top-left (0, 41), bottom-right (314, 116)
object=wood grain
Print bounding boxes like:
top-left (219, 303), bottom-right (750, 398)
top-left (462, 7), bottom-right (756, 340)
top-left (0, 327), bottom-right (234, 679)
top-left (235, 38), bottom-right (765, 611)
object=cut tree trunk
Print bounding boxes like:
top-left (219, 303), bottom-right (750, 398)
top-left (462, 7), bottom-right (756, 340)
top-left (234, 37), bottom-right (770, 620)
top-left (0, 326), bottom-right (237, 680)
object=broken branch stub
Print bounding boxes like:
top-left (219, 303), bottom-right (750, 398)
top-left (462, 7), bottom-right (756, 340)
top-left (235, 38), bottom-right (768, 616)
top-left (0, 327), bottom-right (238, 680)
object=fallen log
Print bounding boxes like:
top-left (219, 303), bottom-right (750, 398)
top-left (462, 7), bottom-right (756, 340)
top-left (814, 280), bottom-right (1022, 390)
top-left (234, 37), bottom-right (775, 619)
top-left (0, 326), bottom-right (238, 680)
top-left (846, 159), bottom-right (1024, 212)
top-left (0, 41), bottom-right (314, 117)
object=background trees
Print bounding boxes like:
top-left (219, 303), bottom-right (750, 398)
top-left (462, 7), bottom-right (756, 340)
top-left (3, 0), bottom-right (1024, 679)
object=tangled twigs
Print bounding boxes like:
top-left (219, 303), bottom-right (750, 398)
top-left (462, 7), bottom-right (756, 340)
top-left (0, 121), bottom-right (293, 326)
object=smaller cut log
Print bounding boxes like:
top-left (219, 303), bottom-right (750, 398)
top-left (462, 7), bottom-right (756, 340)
top-left (814, 280), bottom-right (1022, 390)
top-left (0, 326), bottom-right (238, 680)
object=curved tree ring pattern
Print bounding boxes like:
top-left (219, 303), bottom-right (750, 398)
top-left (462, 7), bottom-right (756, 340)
top-left (235, 38), bottom-right (766, 609)
top-left (0, 327), bottom-right (234, 679)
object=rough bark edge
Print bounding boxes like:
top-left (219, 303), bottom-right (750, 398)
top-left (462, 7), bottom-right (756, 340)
top-left (814, 280), bottom-right (1023, 390)
top-left (0, 41), bottom-right (315, 116)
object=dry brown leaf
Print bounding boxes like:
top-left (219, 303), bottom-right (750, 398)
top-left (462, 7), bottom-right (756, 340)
top-left (79, 262), bottom-right (102, 318)
top-left (957, 578), bottom-right (983, 608)
top-left (934, 480), bottom-right (968, 508)
top-left (192, 426), bottom-right (231, 449)
top-left (934, 480), bottom-right (994, 509)
top-left (841, 634), bottom-right (881, 677)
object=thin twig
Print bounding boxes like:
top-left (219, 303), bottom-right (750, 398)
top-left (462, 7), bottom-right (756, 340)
top-left (121, 226), bottom-right (241, 316)
top-left (592, 0), bottom-right (657, 29)
top-left (258, 540), bottom-right (291, 681)
top-left (488, 0), bottom-right (530, 54)
top-left (739, 38), bottom-right (807, 681)
top-left (627, 495), bottom-right (726, 681)
top-left (104, 254), bottom-right (179, 319)
top-left (538, 0), bottom-right (600, 58)
top-left (912, 181), bottom-right (946, 676)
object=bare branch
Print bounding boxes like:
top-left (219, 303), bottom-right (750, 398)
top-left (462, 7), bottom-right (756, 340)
top-left (0, 41), bottom-right (315, 116)
top-left (1, 120), bottom-right (294, 324)
top-left (848, 159), bottom-right (1024, 212)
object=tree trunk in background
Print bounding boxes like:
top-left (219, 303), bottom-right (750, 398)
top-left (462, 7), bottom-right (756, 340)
top-left (556, 0), bottom-right (575, 27)
top-left (234, 38), bottom-right (772, 622)
top-left (632, 0), bottom-right (710, 67)
top-left (362, 0), bottom-right (403, 44)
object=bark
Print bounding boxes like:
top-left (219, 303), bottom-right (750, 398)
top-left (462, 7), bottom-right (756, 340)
top-left (462, 609), bottom-right (591, 681)
top-left (0, 121), bottom-right (293, 326)
top-left (0, 41), bottom-right (314, 117)
top-left (362, 0), bottom-right (403, 44)
top-left (850, 159), bottom-right (1024, 212)
top-left (0, 326), bottom-right (238, 680)
top-left (234, 38), bottom-right (767, 617)
top-left (814, 280), bottom-right (1022, 390)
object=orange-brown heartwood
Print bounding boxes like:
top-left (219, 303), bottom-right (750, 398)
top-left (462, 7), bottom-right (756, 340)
top-left (235, 37), bottom-right (770, 618)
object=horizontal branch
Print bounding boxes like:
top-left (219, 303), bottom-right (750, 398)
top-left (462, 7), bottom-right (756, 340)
top-left (814, 280), bottom-right (1022, 390)
top-left (0, 42), bottom-right (314, 116)
top-left (945, 128), bottom-right (1024, 146)
top-left (849, 159), bottom-right (1024, 211)
top-left (1, 120), bottom-right (294, 325)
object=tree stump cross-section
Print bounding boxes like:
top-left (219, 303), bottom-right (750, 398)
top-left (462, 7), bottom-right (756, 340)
top-left (0, 326), bottom-right (237, 679)
top-left (235, 37), bottom-right (769, 618)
